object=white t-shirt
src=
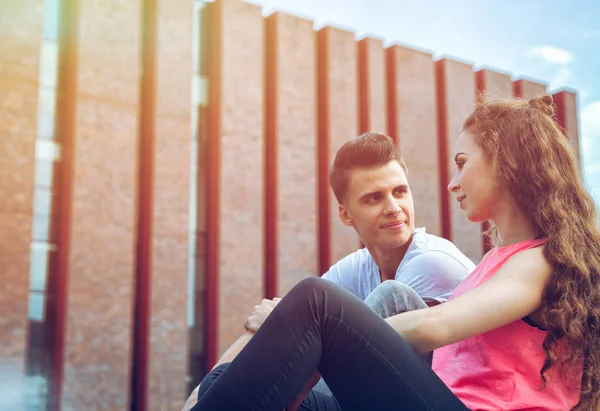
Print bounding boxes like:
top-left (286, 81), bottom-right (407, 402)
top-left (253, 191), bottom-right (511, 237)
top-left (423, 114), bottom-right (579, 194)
top-left (321, 228), bottom-right (475, 303)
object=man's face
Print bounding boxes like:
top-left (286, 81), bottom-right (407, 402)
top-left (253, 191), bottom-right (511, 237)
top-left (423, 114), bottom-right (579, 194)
top-left (339, 160), bottom-right (415, 250)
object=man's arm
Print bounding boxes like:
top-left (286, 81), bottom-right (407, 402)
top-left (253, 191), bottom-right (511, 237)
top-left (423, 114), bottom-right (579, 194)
top-left (180, 298), bottom-right (280, 411)
top-left (182, 253), bottom-right (358, 410)
top-left (181, 386), bottom-right (200, 411)
top-left (387, 246), bottom-right (551, 353)
top-left (399, 251), bottom-right (473, 305)
top-left (181, 332), bottom-right (256, 411)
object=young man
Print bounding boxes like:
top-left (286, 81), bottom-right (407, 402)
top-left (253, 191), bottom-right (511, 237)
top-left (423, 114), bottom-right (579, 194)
top-left (182, 132), bottom-right (474, 410)
top-left (321, 132), bottom-right (473, 308)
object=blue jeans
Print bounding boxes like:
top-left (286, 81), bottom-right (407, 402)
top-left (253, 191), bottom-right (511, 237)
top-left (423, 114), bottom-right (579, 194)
top-left (193, 277), bottom-right (467, 411)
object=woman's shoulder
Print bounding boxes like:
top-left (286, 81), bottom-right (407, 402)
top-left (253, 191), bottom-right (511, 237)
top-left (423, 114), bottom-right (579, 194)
top-left (496, 245), bottom-right (552, 284)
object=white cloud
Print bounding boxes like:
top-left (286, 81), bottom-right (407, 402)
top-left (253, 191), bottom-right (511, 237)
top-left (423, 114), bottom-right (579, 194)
top-left (523, 46), bottom-right (576, 89)
top-left (549, 67), bottom-right (573, 89)
top-left (527, 46), bottom-right (574, 64)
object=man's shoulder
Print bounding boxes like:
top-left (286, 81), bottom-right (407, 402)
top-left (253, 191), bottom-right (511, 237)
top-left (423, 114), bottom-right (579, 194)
top-left (408, 229), bottom-right (476, 271)
top-left (324, 247), bottom-right (372, 277)
top-left (333, 247), bottom-right (373, 267)
top-left (322, 247), bottom-right (376, 299)
top-left (394, 230), bottom-right (474, 303)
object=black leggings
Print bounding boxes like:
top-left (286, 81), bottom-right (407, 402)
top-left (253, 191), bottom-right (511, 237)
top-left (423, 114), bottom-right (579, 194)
top-left (193, 277), bottom-right (469, 411)
top-left (199, 363), bottom-right (342, 411)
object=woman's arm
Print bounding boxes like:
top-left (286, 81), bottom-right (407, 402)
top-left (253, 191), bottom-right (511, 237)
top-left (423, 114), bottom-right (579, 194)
top-left (386, 246), bottom-right (551, 353)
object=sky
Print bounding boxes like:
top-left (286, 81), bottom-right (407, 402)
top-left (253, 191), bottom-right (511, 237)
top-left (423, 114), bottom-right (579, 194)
top-left (250, 0), bottom-right (600, 206)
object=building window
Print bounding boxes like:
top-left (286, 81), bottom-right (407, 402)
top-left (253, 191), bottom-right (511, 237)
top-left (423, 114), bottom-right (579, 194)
top-left (187, 0), bottom-right (210, 393)
top-left (26, 0), bottom-right (61, 408)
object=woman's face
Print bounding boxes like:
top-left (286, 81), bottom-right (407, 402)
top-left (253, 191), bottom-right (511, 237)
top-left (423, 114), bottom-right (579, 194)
top-left (448, 130), bottom-right (502, 223)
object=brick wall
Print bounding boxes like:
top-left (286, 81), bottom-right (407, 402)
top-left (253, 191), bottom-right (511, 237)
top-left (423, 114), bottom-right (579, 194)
top-left (0, 0), bottom-right (582, 409)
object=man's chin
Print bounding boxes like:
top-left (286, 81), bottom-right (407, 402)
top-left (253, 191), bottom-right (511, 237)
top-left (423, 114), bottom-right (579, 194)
top-left (377, 235), bottom-right (412, 250)
top-left (363, 229), bottom-right (414, 250)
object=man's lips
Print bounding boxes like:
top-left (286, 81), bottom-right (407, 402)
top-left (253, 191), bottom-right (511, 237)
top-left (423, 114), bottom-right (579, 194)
top-left (457, 195), bottom-right (466, 203)
top-left (381, 221), bottom-right (405, 229)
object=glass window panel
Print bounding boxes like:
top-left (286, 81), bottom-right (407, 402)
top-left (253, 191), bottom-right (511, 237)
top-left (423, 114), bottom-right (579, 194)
top-left (36, 140), bottom-right (60, 161)
top-left (28, 292), bottom-right (46, 321)
top-left (42, 0), bottom-right (60, 41)
top-left (39, 41), bottom-right (58, 88)
top-left (29, 242), bottom-right (50, 292)
top-left (187, 257), bottom-right (196, 327)
top-left (198, 76), bottom-right (208, 106)
top-left (37, 88), bottom-right (56, 140)
top-left (35, 158), bottom-right (54, 188)
top-left (24, 375), bottom-right (49, 409)
top-left (192, 7), bottom-right (200, 73)
top-left (32, 215), bottom-right (51, 242)
top-left (33, 188), bottom-right (52, 217)
top-left (191, 75), bottom-right (200, 107)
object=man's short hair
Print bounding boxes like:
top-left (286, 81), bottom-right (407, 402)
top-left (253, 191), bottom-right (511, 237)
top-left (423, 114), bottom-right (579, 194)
top-left (329, 132), bottom-right (408, 204)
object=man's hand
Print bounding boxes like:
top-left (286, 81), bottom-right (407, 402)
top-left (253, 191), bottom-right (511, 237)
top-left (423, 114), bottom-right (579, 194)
top-left (244, 297), bottom-right (281, 333)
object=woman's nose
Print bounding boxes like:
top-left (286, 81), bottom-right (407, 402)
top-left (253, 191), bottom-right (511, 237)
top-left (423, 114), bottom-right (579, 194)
top-left (448, 174), bottom-right (460, 193)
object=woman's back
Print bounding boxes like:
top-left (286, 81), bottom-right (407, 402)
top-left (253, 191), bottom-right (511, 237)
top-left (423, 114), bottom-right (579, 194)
top-left (433, 239), bottom-right (581, 410)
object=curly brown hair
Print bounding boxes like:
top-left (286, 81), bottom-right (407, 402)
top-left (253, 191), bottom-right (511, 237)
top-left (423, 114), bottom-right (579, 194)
top-left (464, 95), bottom-right (600, 410)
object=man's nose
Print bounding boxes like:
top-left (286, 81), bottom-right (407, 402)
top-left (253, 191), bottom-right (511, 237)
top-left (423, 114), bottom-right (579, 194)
top-left (383, 197), bottom-right (401, 215)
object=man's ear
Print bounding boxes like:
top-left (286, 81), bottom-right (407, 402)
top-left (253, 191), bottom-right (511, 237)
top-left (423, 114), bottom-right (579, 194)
top-left (338, 204), bottom-right (354, 227)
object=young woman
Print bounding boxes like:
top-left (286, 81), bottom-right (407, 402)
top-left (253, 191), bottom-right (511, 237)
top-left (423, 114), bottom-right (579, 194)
top-left (191, 96), bottom-right (600, 411)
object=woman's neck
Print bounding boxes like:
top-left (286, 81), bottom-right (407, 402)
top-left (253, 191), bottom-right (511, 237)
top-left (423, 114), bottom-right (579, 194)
top-left (492, 201), bottom-right (540, 247)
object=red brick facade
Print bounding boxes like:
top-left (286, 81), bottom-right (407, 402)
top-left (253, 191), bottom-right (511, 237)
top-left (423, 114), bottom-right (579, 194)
top-left (0, 0), bottom-right (581, 409)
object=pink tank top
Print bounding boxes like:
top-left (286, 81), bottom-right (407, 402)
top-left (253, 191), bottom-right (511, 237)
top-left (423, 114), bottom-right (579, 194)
top-left (432, 238), bottom-right (581, 410)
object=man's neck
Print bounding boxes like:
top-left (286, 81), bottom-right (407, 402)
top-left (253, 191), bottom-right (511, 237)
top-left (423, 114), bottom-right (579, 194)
top-left (366, 235), bottom-right (413, 282)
